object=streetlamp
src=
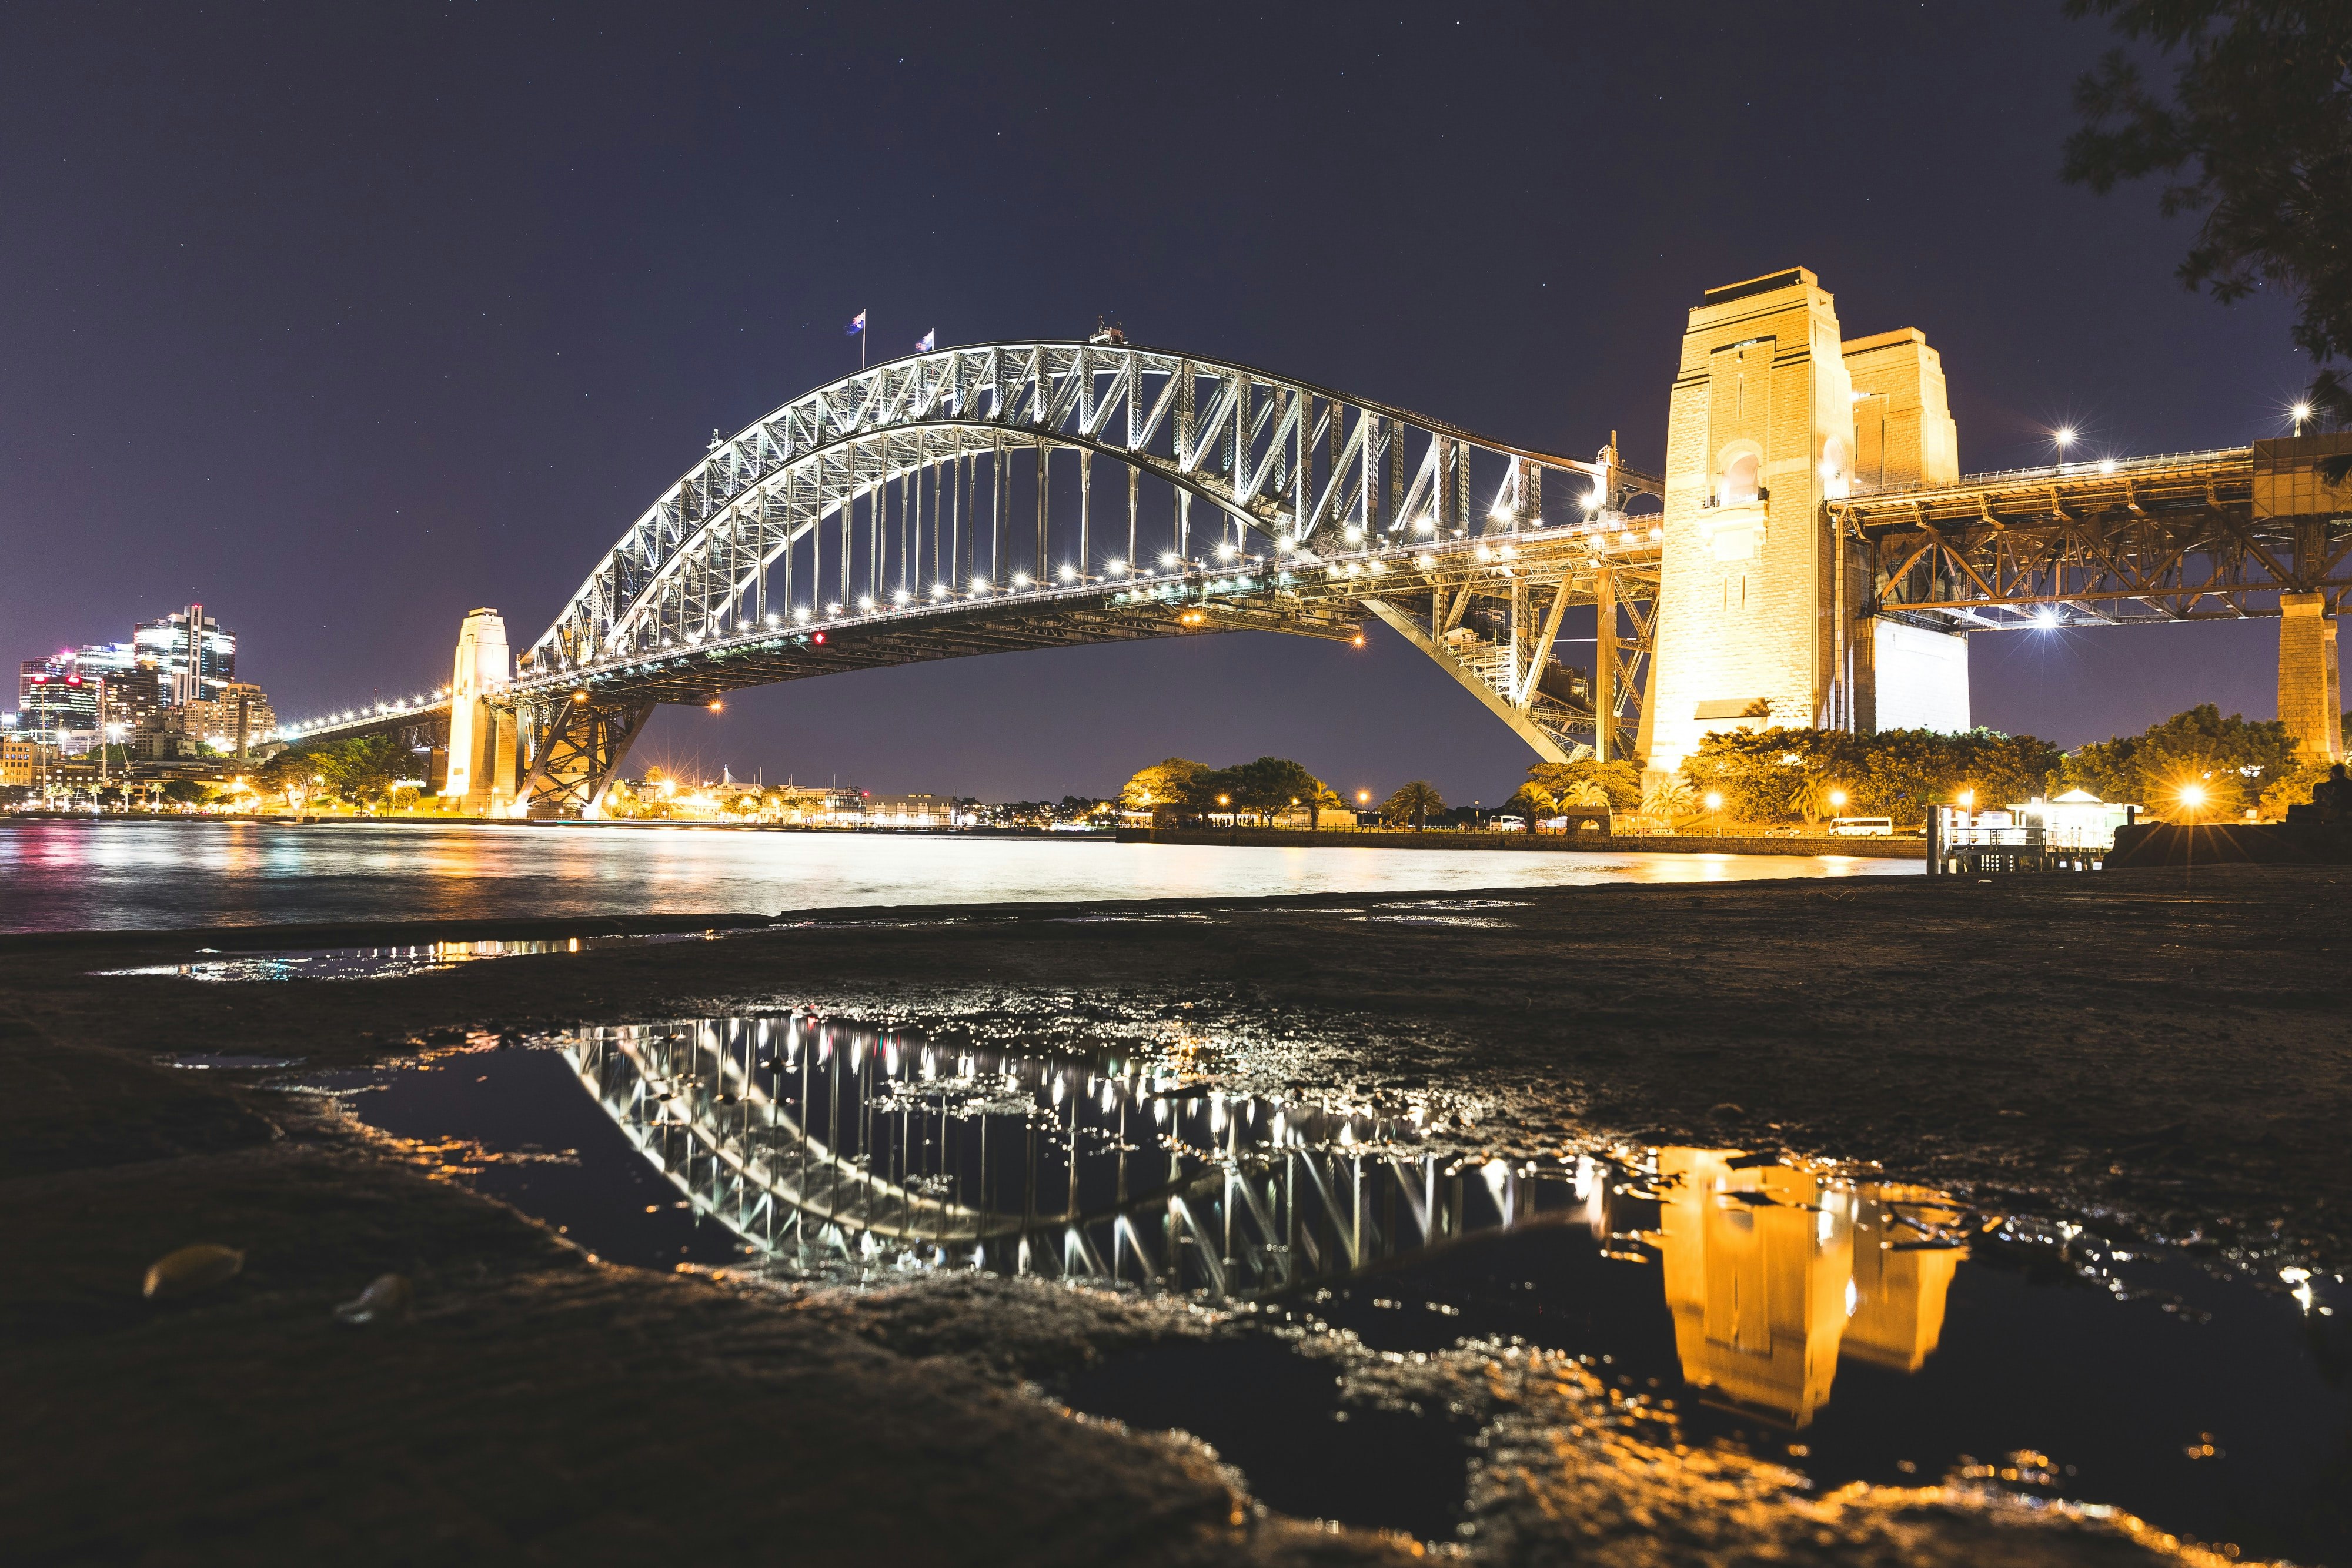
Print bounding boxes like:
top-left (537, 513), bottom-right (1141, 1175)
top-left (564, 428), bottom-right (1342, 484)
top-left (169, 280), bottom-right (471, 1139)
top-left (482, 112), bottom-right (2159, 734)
top-left (2177, 781), bottom-right (2207, 823)
top-left (1703, 790), bottom-right (1723, 837)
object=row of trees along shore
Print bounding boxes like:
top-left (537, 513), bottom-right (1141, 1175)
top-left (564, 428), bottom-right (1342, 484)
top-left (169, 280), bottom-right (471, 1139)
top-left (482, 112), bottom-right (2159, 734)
top-left (1502, 706), bottom-right (2350, 833)
top-left (1122, 706), bottom-right (2350, 839)
top-left (246, 704), bottom-right (2346, 825)
top-left (1121, 757), bottom-right (1462, 829)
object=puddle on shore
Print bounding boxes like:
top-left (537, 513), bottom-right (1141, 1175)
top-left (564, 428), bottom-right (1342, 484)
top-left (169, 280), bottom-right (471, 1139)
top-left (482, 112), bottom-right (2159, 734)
top-left (312, 1015), bottom-right (2351, 1562)
top-left (98, 931), bottom-right (725, 981)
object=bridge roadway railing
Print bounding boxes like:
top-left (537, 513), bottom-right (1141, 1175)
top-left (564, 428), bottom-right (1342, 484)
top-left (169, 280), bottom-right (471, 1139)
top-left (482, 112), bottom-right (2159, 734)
top-left (1849, 446), bottom-right (2254, 500)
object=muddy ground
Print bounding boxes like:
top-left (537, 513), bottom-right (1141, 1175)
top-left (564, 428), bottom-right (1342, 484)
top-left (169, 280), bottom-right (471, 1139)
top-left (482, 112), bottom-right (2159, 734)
top-left (4, 864), bottom-right (2344, 1564)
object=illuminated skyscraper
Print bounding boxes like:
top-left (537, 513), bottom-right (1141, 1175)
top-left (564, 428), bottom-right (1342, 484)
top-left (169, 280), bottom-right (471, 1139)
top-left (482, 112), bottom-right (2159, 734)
top-left (132, 603), bottom-right (237, 704)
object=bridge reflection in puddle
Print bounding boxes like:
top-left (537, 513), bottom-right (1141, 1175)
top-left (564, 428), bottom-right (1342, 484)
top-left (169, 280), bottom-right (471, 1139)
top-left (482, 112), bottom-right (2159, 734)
top-left (566, 1013), bottom-right (1969, 1429)
top-left (326, 1015), bottom-right (2348, 1560)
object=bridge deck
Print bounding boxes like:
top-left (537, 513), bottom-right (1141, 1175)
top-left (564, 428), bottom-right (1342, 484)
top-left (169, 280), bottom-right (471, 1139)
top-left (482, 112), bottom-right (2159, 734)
top-left (1828, 439), bottom-right (2351, 629)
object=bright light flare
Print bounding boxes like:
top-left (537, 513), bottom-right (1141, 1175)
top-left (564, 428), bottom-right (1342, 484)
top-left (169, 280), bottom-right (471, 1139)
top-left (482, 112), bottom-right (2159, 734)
top-left (2053, 426), bottom-right (2077, 449)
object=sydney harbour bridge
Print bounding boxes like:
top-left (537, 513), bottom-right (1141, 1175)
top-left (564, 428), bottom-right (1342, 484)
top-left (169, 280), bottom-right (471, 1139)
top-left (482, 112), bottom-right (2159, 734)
top-left (278, 268), bottom-right (2352, 815)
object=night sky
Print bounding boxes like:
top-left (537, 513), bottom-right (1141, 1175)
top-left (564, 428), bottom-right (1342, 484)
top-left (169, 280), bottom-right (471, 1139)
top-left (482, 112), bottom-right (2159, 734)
top-left (0, 2), bottom-right (2307, 804)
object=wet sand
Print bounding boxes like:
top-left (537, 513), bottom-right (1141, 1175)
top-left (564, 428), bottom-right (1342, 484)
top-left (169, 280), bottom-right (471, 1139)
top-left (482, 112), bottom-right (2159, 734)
top-left (5, 865), bottom-right (2344, 1564)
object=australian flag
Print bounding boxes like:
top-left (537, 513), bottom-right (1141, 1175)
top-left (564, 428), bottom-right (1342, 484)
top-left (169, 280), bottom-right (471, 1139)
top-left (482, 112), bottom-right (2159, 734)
top-left (845, 310), bottom-right (865, 336)
top-left (914, 329), bottom-right (934, 352)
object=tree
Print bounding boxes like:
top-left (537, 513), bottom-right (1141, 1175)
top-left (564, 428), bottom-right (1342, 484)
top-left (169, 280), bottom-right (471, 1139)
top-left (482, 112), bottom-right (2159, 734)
top-left (1557, 779), bottom-right (1611, 810)
top-left (1527, 758), bottom-right (1642, 810)
top-left (1684, 727), bottom-right (1862, 823)
top-left (1642, 775), bottom-right (1696, 822)
top-left (2261, 758), bottom-right (2336, 818)
top-left (1788, 774), bottom-right (1842, 827)
top-left (257, 734), bottom-right (408, 807)
top-left (1505, 783), bottom-right (1556, 832)
top-left (2063, 2), bottom-right (2352, 424)
top-left (1120, 758), bottom-right (1209, 824)
top-left (1382, 780), bottom-right (1445, 830)
top-left (2058, 703), bottom-right (2301, 813)
top-left (1308, 784), bottom-right (1351, 827)
top-left (1223, 757), bottom-right (1324, 816)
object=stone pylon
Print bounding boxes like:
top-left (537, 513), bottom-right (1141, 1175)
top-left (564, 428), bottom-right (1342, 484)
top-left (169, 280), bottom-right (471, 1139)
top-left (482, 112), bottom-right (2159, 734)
top-left (2278, 591), bottom-right (2344, 763)
top-left (1641, 269), bottom-right (1969, 778)
top-left (443, 608), bottom-right (518, 814)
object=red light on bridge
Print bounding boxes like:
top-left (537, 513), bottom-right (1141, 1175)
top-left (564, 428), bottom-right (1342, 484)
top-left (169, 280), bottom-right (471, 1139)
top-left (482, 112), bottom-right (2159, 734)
top-left (813, 631), bottom-right (826, 644)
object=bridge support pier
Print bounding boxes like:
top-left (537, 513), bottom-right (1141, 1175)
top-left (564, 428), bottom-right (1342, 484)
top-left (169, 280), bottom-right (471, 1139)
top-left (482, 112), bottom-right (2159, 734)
top-left (443, 609), bottom-right (518, 815)
top-left (2278, 591), bottom-right (2343, 763)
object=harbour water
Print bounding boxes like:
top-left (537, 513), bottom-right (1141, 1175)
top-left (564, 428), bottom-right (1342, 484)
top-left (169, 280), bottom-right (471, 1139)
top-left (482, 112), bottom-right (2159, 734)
top-left (0, 818), bottom-right (1916, 933)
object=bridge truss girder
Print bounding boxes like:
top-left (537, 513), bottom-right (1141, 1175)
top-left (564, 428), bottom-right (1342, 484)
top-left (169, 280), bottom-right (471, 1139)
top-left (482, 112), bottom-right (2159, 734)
top-left (518, 698), bottom-right (654, 820)
top-left (1833, 449), bottom-right (2352, 630)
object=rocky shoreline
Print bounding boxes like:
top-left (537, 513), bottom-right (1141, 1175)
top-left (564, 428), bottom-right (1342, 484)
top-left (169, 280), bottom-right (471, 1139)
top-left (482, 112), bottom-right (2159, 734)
top-left (5, 865), bottom-right (2344, 1564)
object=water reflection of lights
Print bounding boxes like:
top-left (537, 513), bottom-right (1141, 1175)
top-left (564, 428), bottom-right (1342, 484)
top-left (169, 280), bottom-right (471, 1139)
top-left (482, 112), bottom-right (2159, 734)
top-left (566, 1014), bottom-right (1975, 1428)
top-left (99, 932), bottom-right (718, 981)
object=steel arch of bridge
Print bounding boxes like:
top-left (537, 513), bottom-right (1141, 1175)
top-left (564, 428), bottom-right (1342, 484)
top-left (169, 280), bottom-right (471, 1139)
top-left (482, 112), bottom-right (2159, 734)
top-left (530, 341), bottom-right (1649, 668)
top-left (505, 342), bottom-right (1661, 814)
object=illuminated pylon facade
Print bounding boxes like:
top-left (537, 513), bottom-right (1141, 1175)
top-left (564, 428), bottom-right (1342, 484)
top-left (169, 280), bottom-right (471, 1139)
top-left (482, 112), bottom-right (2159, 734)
top-left (1642, 269), bottom-right (1970, 777)
top-left (443, 607), bottom-right (517, 814)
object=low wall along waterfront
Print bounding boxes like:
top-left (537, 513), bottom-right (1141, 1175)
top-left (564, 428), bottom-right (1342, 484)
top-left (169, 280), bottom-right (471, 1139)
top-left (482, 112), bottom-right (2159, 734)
top-left (1115, 826), bottom-right (1923, 860)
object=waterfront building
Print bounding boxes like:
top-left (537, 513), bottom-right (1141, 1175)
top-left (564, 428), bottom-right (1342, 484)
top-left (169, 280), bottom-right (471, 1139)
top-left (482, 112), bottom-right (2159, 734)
top-left (1, 737), bottom-right (39, 791)
top-left (132, 603), bottom-right (238, 704)
top-left (136, 683), bottom-right (278, 758)
top-left (863, 792), bottom-right (948, 827)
